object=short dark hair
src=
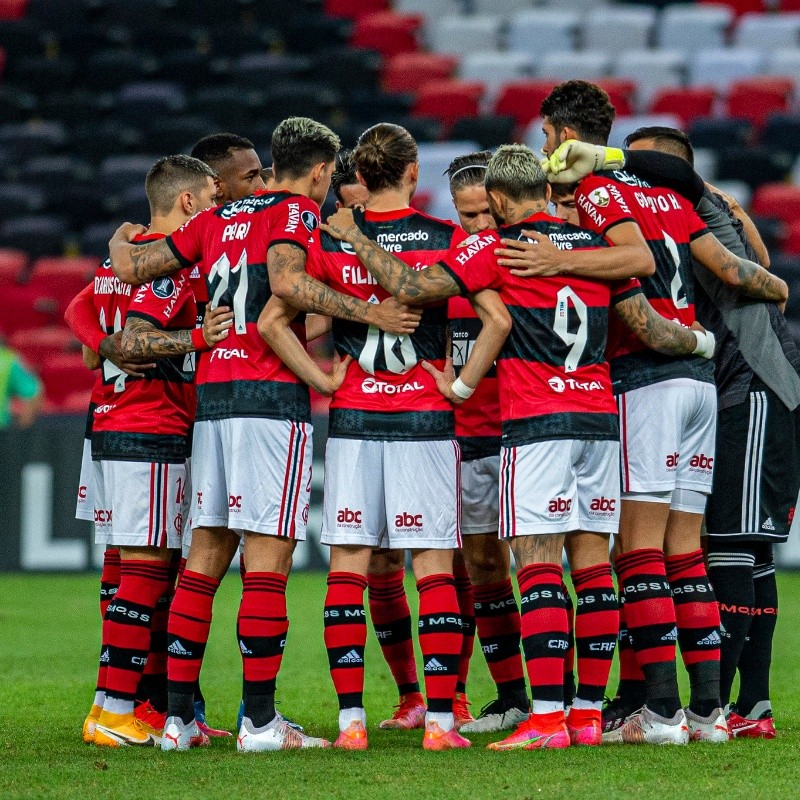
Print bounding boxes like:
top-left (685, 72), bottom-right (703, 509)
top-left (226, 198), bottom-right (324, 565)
top-left (624, 126), bottom-right (694, 167)
top-left (354, 123), bottom-right (418, 193)
top-left (549, 181), bottom-right (580, 200)
top-left (145, 154), bottom-right (216, 216)
top-left (446, 150), bottom-right (492, 195)
top-left (190, 133), bottom-right (256, 169)
top-left (540, 80), bottom-right (616, 145)
top-left (331, 149), bottom-right (358, 203)
top-left (271, 117), bottom-right (340, 181)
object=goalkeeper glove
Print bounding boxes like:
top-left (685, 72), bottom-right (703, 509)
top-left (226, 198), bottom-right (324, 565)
top-left (542, 140), bottom-right (625, 183)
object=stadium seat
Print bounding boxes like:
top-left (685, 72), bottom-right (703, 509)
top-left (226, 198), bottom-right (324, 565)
top-left (98, 155), bottom-right (159, 196)
top-left (537, 51), bottom-right (612, 82)
top-left (726, 77), bottom-right (794, 128)
top-left (427, 15), bottom-right (503, 57)
top-left (262, 82), bottom-right (342, 122)
top-left (608, 114), bottom-right (683, 149)
top-left (26, 257), bottom-right (96, 315)
top-left (764, 49), bottom-right (800, 85)
top-left (208, 23), bottom-right (280, 57)
top-left (140, 115), bottom-right (216, 155)
top-left (657, 4), bottom-right (734, 53)
top-left (285, 15), bottom-right (353, 53)
top-left (394, 0), bottom-right (460, 15)
top-left (416, 141), bottom-right (481, 195)
top-left (68, 120), bottom-right (142, 163)
top-left (39, 352), bottom-right (96, 404)
top-left (649, 86), bottom-right (716, 127)
top-left (0, 247), bottom-right (27, 285)
top-left (325, 0), bottom-right (389, 18)
top-left (79, 222), bottom-right (120, 259)
top-left (762, 113), bottom-right (800, 160)
top-left (494, 81), bottom-right (558, 131)
top-left (689, 48), bottom-right (764, 92)
top-left (156, 49), bottom-right (228, 89)
top-left (83, 49), bottom-right (160, 91)
top-left (472, 0), bottom-right (537, 15)
top-left (750, 183), bottom-right (800, 225)
top-left (109, 185), bottom-right (150, 226)
top-left (312, 48), bottom-right (382, 96)
top-left (507, 10), bottom-right (580, 57)
top-left (733, 12), bottom-right (800, 49)
top-left (523, 117), bottom-right (546, 154)
top-left (0, 215), bottom-right (68, 260)
top-left (613, 50), bottom-right (686, 111)
top-left (781, 219), bottom-right (800, 256)
top-left (699, 0), bottom-right (765, 16)
top-left (411, 80), bottom-right (485, 130)
top-left (427, 187), bottom-right (459, 225)
top-left (689, 117), bottom-right (754, 151)
top-left (116, 82), bottom-right (187, 128)
top-left (594, 78), bottom-right (636, 117)
top-left (716, 146), bottom-right (788, 189)
top-left (459, 52), bottom-right (535, 98)
top-left (189, 85), bottom-right (265, 131)
top-left (382, 52), bottom-right (458, 94)
top-left (582, 5), bottom-right (656, 54)
top-left (450, 115), bottom-right (516, 150)
top-left (710, 179), bottom-right (750, 208)
top-left (5, 55), bottom-right (77, 95)
top-left (57, 389), bottom-right (94, 415)
top-left (0, 184), bottom-right (46, 220)
top-left (0, 19), bottom-right (42, 59)
top-left (0, 0), bottom-right (28, 20)
top-left (0, 84), bottom-right (37, 123)
top-left (351, 12), bottom-right (422, 57)
top-left (9, 325), bottom-right (78, 366)
top-left (231, 53), bottom-right (313, 88)
top-left (0, 284), bottom-right (59, 335)
top-left (0, 121), bottom-right (66, 160)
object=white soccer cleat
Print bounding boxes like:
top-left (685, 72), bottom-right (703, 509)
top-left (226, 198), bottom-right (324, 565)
top-left (460, 698), bottom-right (530, 734)
top-left (602, 706), bottom-right (689, 745)
top-left (161, 716), bottom-right (210, 751)
top-left (236, 716), bottom-right (331, 752)
top-left (686, 708), bottom-right (729, 743)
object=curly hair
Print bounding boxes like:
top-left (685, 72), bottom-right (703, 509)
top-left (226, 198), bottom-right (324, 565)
top-left (540, 80), bottom-right (616, 145)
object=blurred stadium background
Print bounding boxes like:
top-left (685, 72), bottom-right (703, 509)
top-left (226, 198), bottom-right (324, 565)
top-left (3, 0), bottom-right (800, 571)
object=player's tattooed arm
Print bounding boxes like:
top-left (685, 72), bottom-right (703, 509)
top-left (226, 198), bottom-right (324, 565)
top-left (690, 232), bottom-right (787, 303)
top-left (258, 296), bottom-right (351, 396)
top-left (321, 207), bottom-right (461, 304)
top-left (98, 330), bottom-right (156, 377)
top-left (268, 242), bottom-right (422, 335)
top-left (614, 293), bottom-right (705, 356)
top-left (109, 223), bottom-right (181, 285)
top-left (121, 307), bottom-right (233, 359)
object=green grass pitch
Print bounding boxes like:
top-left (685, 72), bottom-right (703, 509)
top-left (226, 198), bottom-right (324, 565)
top-left (2, 571), bottom-right (800, 800)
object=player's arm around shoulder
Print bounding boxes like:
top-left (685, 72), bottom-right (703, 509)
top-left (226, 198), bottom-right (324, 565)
top-left (109, 223), bottom-right (184, 285)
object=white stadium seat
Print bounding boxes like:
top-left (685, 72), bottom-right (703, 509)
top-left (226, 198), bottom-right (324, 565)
top-left (537, 51), bottom-right (612, 82)
top-left (613, 50), bottom-right (687, 112)
top-left (416, 141), bottom-right (480, 196)
top-left (394, 0), bottom-right (461, 16)
top-left (426, 15), bottom-right (503, 57)
top-left (689, 49), bottom-right (765, 93)
top-left (522, 117), bottom-right (546, 155)
top-left (459, 51), bottom-right (535, 107)
top-left (657, 4), bottom-right (734, 53)
top-left (427, 187), bottom-right (460, 225)
top-left (507, 10), bottom-right (580, 56)
top-left (582, 5), bottom-right (656, 54)
top-left (608, 114), bottom-right (683, 149)
top-left (471, 0), bottom-right (535, 18)
top-left (764, 49), bottom-right (800, 85)
top-left (734, 12), bottom-right (800, 50)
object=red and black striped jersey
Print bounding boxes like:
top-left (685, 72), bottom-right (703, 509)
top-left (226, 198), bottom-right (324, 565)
top-left (91, 233), bottom-right (197, 463)
top-left (575, 170), bottom-right (714, 394)
top-left (166, 190), bottom-right (317, 424)
top-left (306, 207), bottom-right (463, 441)
top-left (440, 212), bottom-right (640, 446)
top-left (448, 294), bottom-right (502, 460)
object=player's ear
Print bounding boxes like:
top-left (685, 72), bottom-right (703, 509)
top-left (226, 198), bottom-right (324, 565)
top-left (545, 183), bottom-right (552, 203)
top-left (311, 161), bottom-right (327, 185)
top-left (561, 125), bottom-right (578, 145)
top-left (180, 190), bottom-right (194, 216)
top-left (355, 170), bottom-right (368, 189)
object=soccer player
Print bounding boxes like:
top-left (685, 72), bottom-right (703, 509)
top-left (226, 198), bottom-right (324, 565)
top-left (72, 155), bottom-right (225, 748)
top-left (261, 123), bottom-right (511, 751)
top-left (107, 117), bottom-right (422, 753)
top-left (320, 143), bottom-right (713, 749)
top-left (190, 133), bottom-right (266, 205)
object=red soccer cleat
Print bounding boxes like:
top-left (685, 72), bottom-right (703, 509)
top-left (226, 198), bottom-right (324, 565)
top-left (726, 709), bottom-right (776, 740)
top-left (422, 721), bottom-right (471, 751)
top-left (379, 692), bottom-right (427, 730)
top-left (488, 711), bottom-right (570, 751)
top-left (453, 692), bottom-right (475, 730)
top-left (566, 707), bottom-right (602, 746)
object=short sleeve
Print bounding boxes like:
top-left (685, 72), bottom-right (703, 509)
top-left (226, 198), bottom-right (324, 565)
top-left (685, 204), bottom-right (709, 241)
top-left (127, 269), bottom-right (193, 328)
top-left (575, 175), bottom-right (637, 236)
top-left (166, 208), bottom-right (212, 266)
top-left (304, 229), bottom-right (328, 282)
top-left (270, 195), bottom-right (320, 253)
top-left (438, 230), bottom-right (503, 295)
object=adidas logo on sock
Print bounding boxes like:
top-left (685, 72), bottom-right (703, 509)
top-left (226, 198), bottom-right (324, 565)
top-left (661, 627), bottom-right (678, 642)
top-left (337, 649), bottom-right (363, 664)
top-left (239, 640), bottom-right (253, 655)
top-left (100, 648), bottom-right (109, 664)
top-left (761, 518), bottom-right (776, 531)
top-left (168, 640), bottom-right (191, 656)
top-left (424, 657), bottom-right (447, 672)
top-left (697, 630), bottom-right (721, 646)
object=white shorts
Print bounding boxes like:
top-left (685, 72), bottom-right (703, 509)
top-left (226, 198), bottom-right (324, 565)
top-left (75, 437), bottom-right (94, 521)
top-left (189, 417), bottom-right (312, 540)
top-left (461, 455), bottom-right (500, 535)
top-left (321, 437), bottom-right (461, 550)
top-left (181, 457), bottom-right (193, 556)
top-left (93, 459), bottom-right (186, 549)
top-left (499, 439), bottom-right (620, 537)
top-left (618, 378), bottom-right (717, 494)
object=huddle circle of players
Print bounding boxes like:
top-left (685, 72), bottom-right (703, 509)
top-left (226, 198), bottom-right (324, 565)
top-left (68, 80), bottom-right (795, 752)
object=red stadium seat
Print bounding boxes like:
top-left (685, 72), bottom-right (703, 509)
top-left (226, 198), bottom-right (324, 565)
top-left (39, 351), bottom-right (95, 404)
top-left (9, 325), bottom-right (78, 365)
top-left (0, 0), bottom-right (28, 20)
top-left (726, 76), bottom-right (794, 128)
top-left (594, 78), bottom-right (636, 118)
top-left (699, 0), bottom-right (764, 16)
top-left (411, 80), bottom-right (484, 129)
top-left (350, 12), bottom-right (423, 58)
top-left (382, 52), bottom-right (459, 95)
top-left (781, 219), bottom-right (800, 255)
top-left (649, 86), bottom-right (716, 126)
top-left (750, 183), bottom-right (800, 225)
top-left (1, 285), bottom-right (58, 335)
top-left (325, 0), bottom-right (388, 19)
top-left (56, 389), bottom-right (94, 415)
top-left (27, 256), bottom-right (97, 314)
top-left (493, 80), bottom-right (557, 130)
top-left (0, 46), bottom-right (6, 79)
top-left (0, 247), bottom-right (28, 285)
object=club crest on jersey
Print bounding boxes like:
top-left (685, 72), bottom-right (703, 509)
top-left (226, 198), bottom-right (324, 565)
top-left (151, 277), bottom-right (175, 299)
top-left (588, 187), bottom-right (610, 208)
top-left (301, 210), bottom-right (318, 232)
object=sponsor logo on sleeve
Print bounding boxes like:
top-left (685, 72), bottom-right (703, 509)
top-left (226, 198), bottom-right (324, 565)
top-left (151, 277), bottom-right (176, 299)
top-left (301, 209), bottom-right (318, 232)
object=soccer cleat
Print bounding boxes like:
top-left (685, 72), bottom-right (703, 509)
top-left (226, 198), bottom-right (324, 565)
top-left (134, 701), bottom-right (167, 731)
top-left (460, 697), bottom-right (530, 734)
top-left (161, 716), bottom-right (210, 751)
top-left (601, 695), bottom-right (639, 733)
top-left (685, 708), bottom-right (729, 743)
top-left (422, 721), bottom-right (471, 751)
top-left (194, 700), bottom-right (232, 738)
top-left (453, 692), bottom-right (475, 729)
top-left (602, 706), bottom-right (689, 745)
top-left (487, 711), bottom-right (570, 751)
top-left (93, 710), bottom-right (162, 748)
top-left (83, 704), bottom-right (102, 744)
top-left (566, 708), bottom-right (602, 746)
top-left (379, 692), bottom-right (427, 730)
top-left (334, 720), bottom-right (368, 751)
top-left (726, 709), bottom-right (776, 740)
top-left (236, 716), bottom-right (330, 752)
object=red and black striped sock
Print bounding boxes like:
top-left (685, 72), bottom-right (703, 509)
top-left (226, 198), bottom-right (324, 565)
top-left (616, 597), bottom-right (646, 705)
top-left (454, 559), bottom-right (475, 695)
top-left (368, 568), bottom-right (420, 696)
top-left (417, 573), bottom-right (462, 714)
top-left (517, 563), bottom-right (568, 713)
top-left (239, 572), bottom-right (289, 728)
top-left (94, 548), bottom-right (121, 705)
top-left (103, 559), bottom-right (172, 716)
top-left (324, 571), bottom-right (368, 711)
top-left (564, 582), bottom-right (576, 706)
top-left (666, 549), bottom-right (721, 716)
top-left (616, 548), bottom-right (680, 718)
top-left (473, 579), bottom-right (526, 702)
top-left (571, 563), bottom-right (619, 709)
top-left (167, 570), bottom-right (220, 723)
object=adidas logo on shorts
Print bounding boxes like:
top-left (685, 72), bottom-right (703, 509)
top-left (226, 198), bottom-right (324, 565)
top-left (761, 518), bottom-right (776, 531)
top-left (661, 627), bottom-right (678, 642)
top-left (697, 631), bottom-right (721, 646)
top-left (424, 658), bottom-right (447, 672)
top-left (337, 649), bottom-right (363, 664)
top-left (168, 640), bottom-right (191, 656)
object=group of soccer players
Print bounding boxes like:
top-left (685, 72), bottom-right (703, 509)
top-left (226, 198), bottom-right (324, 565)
top-left (67, 79), bottom-right (798, 753)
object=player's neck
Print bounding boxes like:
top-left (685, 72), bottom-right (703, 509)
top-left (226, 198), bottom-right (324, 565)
top-left (366, 187), bottom-right (411, 212)
top-left (271, 176), bottom-right (313, 199)
top-left (147, 214), bottom-right (179, 236)
top-left (503, 199), bottom-right (549, 226)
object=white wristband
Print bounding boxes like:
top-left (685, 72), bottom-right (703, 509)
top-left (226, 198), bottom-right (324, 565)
top-left (692, 329), bottom-right (716, 359)
top-left (451, 377), bottom-right (475, 400)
